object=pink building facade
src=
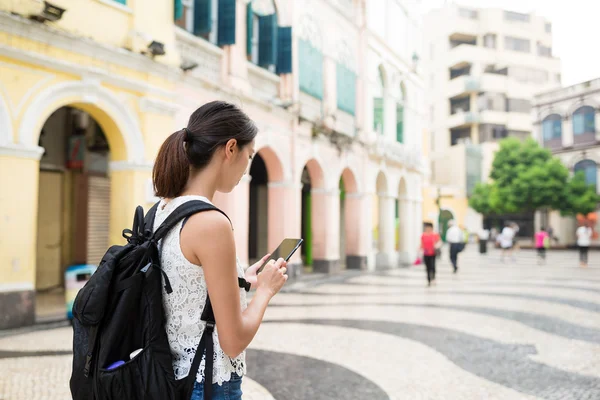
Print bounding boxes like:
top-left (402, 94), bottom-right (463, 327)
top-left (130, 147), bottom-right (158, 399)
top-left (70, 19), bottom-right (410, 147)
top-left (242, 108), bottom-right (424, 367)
top-left (170, 0), bottom-right (425, 274)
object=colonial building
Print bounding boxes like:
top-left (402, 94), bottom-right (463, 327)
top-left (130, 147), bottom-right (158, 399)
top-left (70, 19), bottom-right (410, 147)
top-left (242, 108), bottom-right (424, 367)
top-left (532, 78), bottom-right (600, 245)
top-left (0, 0), bottom-right (424, 329)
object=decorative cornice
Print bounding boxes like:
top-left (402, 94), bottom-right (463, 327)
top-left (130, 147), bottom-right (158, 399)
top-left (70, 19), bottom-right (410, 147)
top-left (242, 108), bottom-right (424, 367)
top-left (0, 12), bottom-right (177, 97)
top-left (109, 161), bottom-right (154, 172)
top-left (0, 144), bottom-right (44, 160)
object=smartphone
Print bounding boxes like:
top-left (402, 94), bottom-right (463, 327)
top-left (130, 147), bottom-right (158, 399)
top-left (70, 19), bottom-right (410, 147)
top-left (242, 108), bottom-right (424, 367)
top-left (257, 238), bottom-right (304, 273)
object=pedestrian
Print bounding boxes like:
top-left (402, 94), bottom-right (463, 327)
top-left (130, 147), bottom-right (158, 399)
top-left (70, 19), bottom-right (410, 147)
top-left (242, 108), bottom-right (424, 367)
top-left (152, 101), bottom-right (288, 399)
top-left (446, 220), bottom-right (463, 273)
top-left (420, 222), bottom-right (441, 287)
top-left (478, 227), bottom-right (490, 254)
top-left (500, 222), bottom-right (515, 263)
top-left (535, 227), bottom-right (550, 265)
top-left (576, 221), bottom-right (593, 267)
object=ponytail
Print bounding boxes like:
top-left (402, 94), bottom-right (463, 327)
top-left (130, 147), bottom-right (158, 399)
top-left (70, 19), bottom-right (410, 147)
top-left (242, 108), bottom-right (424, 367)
top-left (153, 129), bottom-right (190, 198)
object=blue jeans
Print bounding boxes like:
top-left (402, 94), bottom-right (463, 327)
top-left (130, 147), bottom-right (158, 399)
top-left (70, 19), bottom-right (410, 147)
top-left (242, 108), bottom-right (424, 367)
top-left (190, 374), bottom-right (243, 400)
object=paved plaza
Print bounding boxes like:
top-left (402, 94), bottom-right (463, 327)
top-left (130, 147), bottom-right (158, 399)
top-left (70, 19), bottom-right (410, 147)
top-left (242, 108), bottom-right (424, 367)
top-left (1, 247), bottom-right (600, 399)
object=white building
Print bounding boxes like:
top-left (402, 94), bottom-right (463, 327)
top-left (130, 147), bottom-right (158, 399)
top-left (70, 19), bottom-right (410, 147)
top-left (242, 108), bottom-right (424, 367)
top-left (533, 78), bottom-right (600, 245)
top-left (422, 4), bottom-right (561, 236)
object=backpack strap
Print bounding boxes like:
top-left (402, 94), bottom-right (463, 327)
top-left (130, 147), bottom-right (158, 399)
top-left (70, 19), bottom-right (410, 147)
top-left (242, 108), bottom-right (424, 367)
top-left (143, 201), bottom-right (160, 238)
top-left (152, 200), bottom-right (231, 242)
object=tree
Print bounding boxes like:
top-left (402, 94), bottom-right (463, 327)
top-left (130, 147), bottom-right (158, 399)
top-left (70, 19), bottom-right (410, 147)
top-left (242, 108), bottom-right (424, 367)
top-left (561, 171), bottom-right (600, 216)
top-left (468, 137), bottom-right (599, 217)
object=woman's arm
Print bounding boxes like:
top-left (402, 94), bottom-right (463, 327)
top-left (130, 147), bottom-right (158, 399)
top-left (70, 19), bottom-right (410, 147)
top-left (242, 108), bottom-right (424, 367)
top-left (180, 210), bottom-right (286, 358)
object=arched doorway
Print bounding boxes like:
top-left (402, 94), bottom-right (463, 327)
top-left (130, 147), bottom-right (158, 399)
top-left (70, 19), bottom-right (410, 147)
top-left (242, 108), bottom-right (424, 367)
top-left (574, 159), bottom-right (598, 192)
top-left (248, 153), bottom-right (269, 265)
top-left (339, 168), bottom-right (359, 269)
top-left (247, 147), bottom-right (285, 265)
top-left (35, 107), bottom-right (111, 321)
top-left (439, 209), bottom-right (454, 242)
top-left (300, 159), bottom-right (325, 271)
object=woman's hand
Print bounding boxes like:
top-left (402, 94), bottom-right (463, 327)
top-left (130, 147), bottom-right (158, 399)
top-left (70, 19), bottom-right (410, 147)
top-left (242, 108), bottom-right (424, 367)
top-left (257, 258), bottom-right (288, 298)
top-left (244, 253), bottom-right (271, 290)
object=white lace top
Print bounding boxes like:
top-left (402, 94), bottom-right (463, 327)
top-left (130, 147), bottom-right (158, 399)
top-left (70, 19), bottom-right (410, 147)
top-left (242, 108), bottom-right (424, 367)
top-left (153, 195), bottom-right (247, 385)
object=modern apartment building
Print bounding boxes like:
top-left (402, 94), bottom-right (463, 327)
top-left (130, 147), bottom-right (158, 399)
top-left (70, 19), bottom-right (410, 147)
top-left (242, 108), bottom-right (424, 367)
top-left (421, 4), bottom-right (561, 236)
top-left (532, 78), bottom-right (600, 245)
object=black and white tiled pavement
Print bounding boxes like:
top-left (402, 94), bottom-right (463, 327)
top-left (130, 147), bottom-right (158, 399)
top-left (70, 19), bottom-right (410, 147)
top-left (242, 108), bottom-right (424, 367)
top-left (1, 248), bottom-right (599, 399)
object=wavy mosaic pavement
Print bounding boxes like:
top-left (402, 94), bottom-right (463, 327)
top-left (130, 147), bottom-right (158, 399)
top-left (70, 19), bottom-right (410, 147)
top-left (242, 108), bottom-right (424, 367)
top-left (1, 248), bottom-right (599, 399)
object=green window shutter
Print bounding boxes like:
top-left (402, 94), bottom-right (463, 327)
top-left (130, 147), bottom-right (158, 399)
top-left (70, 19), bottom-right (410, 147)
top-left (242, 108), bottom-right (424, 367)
top-left (217, 0), bottom-right (236, 45)
top-left (299, 39), bottom-right (323, 99)
top-left (396, 104), bottom-right (404, 143)
top-left (174, 0), bottom-right (183, 20)
top-left (114, 0), bottom-right (126, 4)
top-left (276, 27), bottom-right (292, 74)
top-left (373, 98), bottom-right (384, 133)
top-left (336, 63), bottom-right (356, 115)
top-left (193, 0), bottom-right (212, 36)
top-left (246, 2), bottom-right (253, 55)
top-left (258, 14), bottom-right (277, 67)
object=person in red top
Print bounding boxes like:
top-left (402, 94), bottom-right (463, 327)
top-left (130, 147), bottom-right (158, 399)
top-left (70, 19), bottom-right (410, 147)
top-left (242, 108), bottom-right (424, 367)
top-left (420, 222), bottom-right (441, 287)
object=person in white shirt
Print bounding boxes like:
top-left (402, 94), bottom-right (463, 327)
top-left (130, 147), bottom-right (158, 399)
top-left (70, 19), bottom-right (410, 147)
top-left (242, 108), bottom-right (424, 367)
top-left (500, 223), bottom-right (515, 263)
top-left (445, 221), bottom-right (463, 273)
top-left (576, 222), bottom-right (593, 267)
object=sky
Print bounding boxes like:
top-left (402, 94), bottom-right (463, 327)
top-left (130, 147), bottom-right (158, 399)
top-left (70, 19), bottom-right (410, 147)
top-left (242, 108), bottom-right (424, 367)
top-left (420, 0), bottom-right (600, 87)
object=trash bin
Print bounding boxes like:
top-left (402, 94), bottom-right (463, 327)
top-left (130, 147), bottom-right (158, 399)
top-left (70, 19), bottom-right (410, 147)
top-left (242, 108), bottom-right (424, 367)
top-left (65, 264), bottom-right (97, 320)
top-left (479, 239), bottom-right (488, 254)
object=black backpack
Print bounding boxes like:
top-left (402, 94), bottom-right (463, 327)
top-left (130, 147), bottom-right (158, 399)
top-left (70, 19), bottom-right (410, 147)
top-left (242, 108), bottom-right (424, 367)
top-left (69, 200), bottom-right (251, 400)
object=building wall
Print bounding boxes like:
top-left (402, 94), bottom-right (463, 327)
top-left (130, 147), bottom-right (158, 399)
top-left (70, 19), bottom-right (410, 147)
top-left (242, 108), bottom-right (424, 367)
top-left (0, 0), bottom-right (425, 329)
top-left (532, 78), bottom-right (600, 245)
top-left (422, 4), bottom-right (561, 232)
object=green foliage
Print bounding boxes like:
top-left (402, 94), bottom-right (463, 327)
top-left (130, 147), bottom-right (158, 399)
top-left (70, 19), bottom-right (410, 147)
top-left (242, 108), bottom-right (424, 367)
top-left (470, 137), bottom-right (599, 216)
top-left (561, 171), bottom-right (600, 216)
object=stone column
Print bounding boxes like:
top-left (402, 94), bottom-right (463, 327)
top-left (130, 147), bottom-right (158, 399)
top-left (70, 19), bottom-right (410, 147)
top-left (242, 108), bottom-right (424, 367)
top-left (267, 181), bottom-right (303, 278)
top-left (0, 144), bottom-right (44, 329)
top-left (562, 116), bottom-right (574, 147)
top-left (376, 193), bottom-right (397, 269)
top-left (344, 193), bottom-right (368, 270)
top-left (108, 161), bottom-right (156, 246)
top-left (311, 188), bottom-right (341, 273)
top-left (213, 175), bottom-right (251, 266)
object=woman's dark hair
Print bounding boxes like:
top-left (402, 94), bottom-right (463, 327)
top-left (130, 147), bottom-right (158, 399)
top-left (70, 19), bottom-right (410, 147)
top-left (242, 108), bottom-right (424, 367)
top-left (153, 101), bottom-right (257, 198)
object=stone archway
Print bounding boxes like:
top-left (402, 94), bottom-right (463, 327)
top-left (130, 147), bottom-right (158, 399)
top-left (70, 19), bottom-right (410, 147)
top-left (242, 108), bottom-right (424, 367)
top-left (0, 91), bottom-right (12, 146)
top-left (300, 158), bottom-right (328, 271)
top-left (248, 146), bottom-right (286, 264)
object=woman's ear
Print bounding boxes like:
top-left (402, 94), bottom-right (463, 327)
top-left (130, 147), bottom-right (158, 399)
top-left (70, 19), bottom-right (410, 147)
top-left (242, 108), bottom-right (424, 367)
top-left (224, 138), bottom-right (238, 159)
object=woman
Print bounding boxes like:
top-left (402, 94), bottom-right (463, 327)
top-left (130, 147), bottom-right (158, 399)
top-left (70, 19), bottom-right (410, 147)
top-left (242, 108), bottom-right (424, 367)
top-left (152, 101), bottom-right (288, 400)
top-left (534, 227), bottom-right (549, 265)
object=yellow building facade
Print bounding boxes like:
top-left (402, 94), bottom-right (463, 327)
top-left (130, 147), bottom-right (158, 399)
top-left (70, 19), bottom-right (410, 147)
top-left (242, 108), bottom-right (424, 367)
top-left (0, 0), bottom-right (179, 328)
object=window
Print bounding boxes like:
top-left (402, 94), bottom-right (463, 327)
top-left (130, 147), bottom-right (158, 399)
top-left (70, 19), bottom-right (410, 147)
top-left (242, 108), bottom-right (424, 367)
top-left (483, 34), bottom-right (496, 49)
top-left (508, 66), bottom-right (548, 84)
top-left (478, 92), bottom-right (506, 112)
top-left (556, 73), bottom-right (561, 84)
top-left (450, 96), bottom-right (470, 114)
top-left (337, 64), bottom-right (356, 115)
top-left (451, 127), bottom-right (471, 145)
top-left (396, 84), bottom-right (406, 143)
top-left (542, 114), bottom-right (562, 141)
top-left (459, 8), bottom-right (478, 19)
top-left (504, 11), bottom-right (530, 22)
top-left (450, 64), bottom-right (471, 80)
top-left (505, 36), bottom-right (530, 53)
top-left (299, 39), bottom-right (323, 99)
top-left (175, 0), bottom-right (237, 47)
top-left (484, 65), bottom-right (507, 75)
top-left (573, 106), bottom-right (596, 135)
top-left (574, 160), bottom-right (598, 191)
top-left (373, 66), bottom-right (385, 134)
top-left (506, 98), bottom-right (531, 113)
top-left (545, 22), bottom-right (552, 33)
top-left (537, 43), bottom-right (552, 57)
